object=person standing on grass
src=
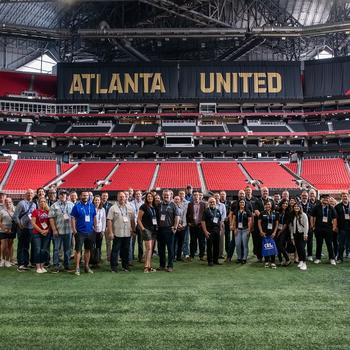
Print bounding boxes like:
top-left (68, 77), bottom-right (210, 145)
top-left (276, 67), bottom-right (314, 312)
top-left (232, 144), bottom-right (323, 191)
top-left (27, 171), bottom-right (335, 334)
top-left (289, 203), bottom-right (309, 271)
top-left (335, 192), bottom-right (350, 263)
top-left (230, 199), bottom-right (252, 264)
top-left (92, 195), bottom-right (106, 267)
top-left (14, 188), bottom-right (36, 272)
top-left (156, 189), bottom-right (180, 272)
top-left (49, 190), bottom-right (74, 273)
top-left (130, 190), bottom-right (144, 263)
top-left (214, 193), bottom-right (226, 259)
top-left (107, 191), bottom-right (135, 273)
top-left (0, 197), bottom-right (15, 268)
top-left (253, 187), bottom-right (274, 262)
top-left (71, 191), bottom-right (97, 275)
top-left (258, 201), bottom-right (279, 269)
top-left (101, 191), bottom-right (112, 262)
top-left (186, 191), bottom-right (206, 262)
top-left (220, 191), bottom-right (231, 260)
top-left (173, 195), bottom-right (187, 262)
top-left (300, 190), bottom-right (316, 262)
top-left (202, 197), bottom-right (222, 266)
top-left (311, 194), bottom-right (337, 266)
top-left (275, 199), bottom-right (291, 266)
top-left (31, 198), bottom-right (51, 274)
top-left (137, 192), bottom-right (157, 273)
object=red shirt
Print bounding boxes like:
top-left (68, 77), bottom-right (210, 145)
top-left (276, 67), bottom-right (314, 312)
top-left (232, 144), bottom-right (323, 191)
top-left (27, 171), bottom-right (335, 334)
top-left (31, 209), bottom-right (49, 235)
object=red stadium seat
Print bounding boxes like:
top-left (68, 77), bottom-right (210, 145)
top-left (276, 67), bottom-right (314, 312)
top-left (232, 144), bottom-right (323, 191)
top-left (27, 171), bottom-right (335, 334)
top-left (103, 162), bottom-right (156, 191)
top-left (242, 162), bottom-right (298, 189)
top-left (155, 162), bottom-right (201, 189)
top-left (60, 162), bottom-right (116, 189)
top-left (301, 158), bottom-right (350, 190)
top-left (0, 161), bottom-right (11, 184)
top-left (284, 162), bottom-right (298, 175)
top-left (201, 162), bottom-right (248, 191)
top-left (4, 160), bottom-right (57, 191)
top-left (61, 163), bottom-right (75, 174)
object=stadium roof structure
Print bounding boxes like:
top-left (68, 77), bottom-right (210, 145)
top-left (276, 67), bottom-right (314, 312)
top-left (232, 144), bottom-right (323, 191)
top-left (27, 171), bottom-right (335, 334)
top-left (0, 0), bottom-right (350, 68)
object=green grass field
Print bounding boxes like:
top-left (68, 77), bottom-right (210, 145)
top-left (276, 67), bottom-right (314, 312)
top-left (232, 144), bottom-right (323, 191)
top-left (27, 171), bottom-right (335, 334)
top-left (0, 255), bottom-right (350, 350)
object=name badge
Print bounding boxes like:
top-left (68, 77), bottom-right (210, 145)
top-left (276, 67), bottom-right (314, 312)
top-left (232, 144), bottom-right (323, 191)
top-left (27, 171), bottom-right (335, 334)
top-left (152, 218), bottom-right (157, 225)
top-left (85, 215), bottom-right (90, 222)
top-left (278, 224), bottom-right (283, 230)
top-left (63, 213), bottom-right (70, 221)
top-left (238, 222), bottom-right (243, 229)
top-left (322, 216), bottom-right (328, 223)
top-left (213, 217), bottom-right (219, 224)
top-left (267, 223), bottom-right (273, 230)
top-left (123, 216), bottom-right (128, 223)
top-left (345, 214), bottom-right (350, 220)
top-left (41, 222), bottom-right (48, 229)
top-left (160, 214), bottom-right (166, 221)
top-left (28, 213), bottom-right (32, 220)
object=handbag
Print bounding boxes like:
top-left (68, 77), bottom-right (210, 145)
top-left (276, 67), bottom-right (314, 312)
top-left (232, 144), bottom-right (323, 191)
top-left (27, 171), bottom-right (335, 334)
top-left (262, 236), bottom-right (278, 257)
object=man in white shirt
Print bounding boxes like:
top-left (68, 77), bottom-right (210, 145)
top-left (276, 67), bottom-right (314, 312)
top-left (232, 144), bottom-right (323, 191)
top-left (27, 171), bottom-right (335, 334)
top-left (107, 192), bottom-right (135, 272)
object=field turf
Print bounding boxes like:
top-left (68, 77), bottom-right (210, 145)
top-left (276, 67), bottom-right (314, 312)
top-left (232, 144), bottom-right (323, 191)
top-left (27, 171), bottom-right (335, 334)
top-left (0, 255), bottom-right (350, 350)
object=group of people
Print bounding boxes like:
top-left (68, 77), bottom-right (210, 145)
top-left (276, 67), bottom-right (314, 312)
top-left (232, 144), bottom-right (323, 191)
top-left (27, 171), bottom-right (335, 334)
top-left (0, 184), bottom-right (349, 274)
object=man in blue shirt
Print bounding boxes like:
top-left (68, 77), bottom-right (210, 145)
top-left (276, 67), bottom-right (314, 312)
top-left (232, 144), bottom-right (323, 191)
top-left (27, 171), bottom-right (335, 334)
top-left (71, 191), bottom-right (97, 275)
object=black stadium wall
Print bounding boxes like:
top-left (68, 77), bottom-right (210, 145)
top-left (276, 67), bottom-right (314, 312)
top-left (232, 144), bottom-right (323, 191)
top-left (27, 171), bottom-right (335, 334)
top-left (56, 57), bottom-right (350, 103)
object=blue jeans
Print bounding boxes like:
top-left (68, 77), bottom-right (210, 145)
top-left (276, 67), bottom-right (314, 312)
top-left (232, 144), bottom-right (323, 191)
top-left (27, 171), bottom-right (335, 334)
top-left (338, 229), bottom-right (350, 260)
top-left (158, 227), bottom-right (175, 268)
top-left (234, 229), bottom-right (249, 260)
top-left (17, 228), bottom-right (32, 267)
top-left (53, 233), bottom-right (72, 269)
top-left (31, 233), bottom-right (51, 264)
top-left (182, 227), bottom-right (190, 257)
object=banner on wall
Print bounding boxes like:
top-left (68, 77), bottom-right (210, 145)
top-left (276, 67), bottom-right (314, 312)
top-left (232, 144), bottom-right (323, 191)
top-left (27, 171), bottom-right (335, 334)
top-left (57, 62), bottom-right (303, 102)
top-left (304, 57), bottom-right (350, 98)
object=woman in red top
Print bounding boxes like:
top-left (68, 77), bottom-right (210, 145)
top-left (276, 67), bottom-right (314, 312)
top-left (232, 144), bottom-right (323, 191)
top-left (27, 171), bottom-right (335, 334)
top-left (31, 197), bottom-right (50, 274)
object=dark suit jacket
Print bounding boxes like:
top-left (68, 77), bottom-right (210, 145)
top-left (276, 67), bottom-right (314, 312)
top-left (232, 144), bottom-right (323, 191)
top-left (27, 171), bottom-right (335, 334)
top-left (187, 201), bottom-right (207, 226)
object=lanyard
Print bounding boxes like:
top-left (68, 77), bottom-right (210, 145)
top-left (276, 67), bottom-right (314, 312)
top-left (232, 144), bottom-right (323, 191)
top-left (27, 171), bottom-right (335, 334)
top-left (210, 208), bottom-right (218, 218)
top-left (343, 204), bottom-right (349, 214)
top-left (81, 203), bottom-right (90, 217)
top-left (118, 205), bottom-right (127, 217)
top-left (238, 211), bottom-right (245, 223)
top-left (59, 201), bottom-right (67, 215)
top-left (161, 203), bottom-right (171, 213)
top-left (266, 212), bottom-right (275, 224)
top-left (280, 213), bottom-right (285, 225)
top-left (323, 206), bottom-right (328, 218)
top-left (148, 206), bottom-right (156, 218)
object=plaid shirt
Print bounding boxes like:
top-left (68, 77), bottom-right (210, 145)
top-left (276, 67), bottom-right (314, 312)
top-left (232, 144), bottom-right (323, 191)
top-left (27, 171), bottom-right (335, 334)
top-left (48, 200), bottom-right (74, 235)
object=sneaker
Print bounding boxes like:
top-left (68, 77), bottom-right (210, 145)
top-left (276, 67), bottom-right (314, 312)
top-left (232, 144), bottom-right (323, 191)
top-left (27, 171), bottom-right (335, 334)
top-left (166, 267), bottom-right (173, 272)
top-left (0, 260), bottom-right (5, 267)
top-left (52, 268), bottom-right (60, 274)
top-left (149, 268), bottom-right (156, 272)
top-left (300, 262), bottom-right (307, 271)
top-left (85, 267), bottom-right (94, 274)
top-left (75, 269), bottom-right (80, 276)
top-left (314, 259), bottom-right (321, 264)
top-left (4, 261), bottom-right (11, 268)
top-left (270, 263), bottom-right (277, 269)
top-left (41, 267), bottom-right (48, 273)
top-left (264, 262), bottom-right (270, 268)
top-left (36, 268), bottom-right (44, 274)
top-left (330, 259), bottom-right (336, 266)
top-left (17, 265), bottom-right (28, 272)
top-left (307, 256), bottom-right (314, 262)
top-left (297, 261), bottom-right (303, 268)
